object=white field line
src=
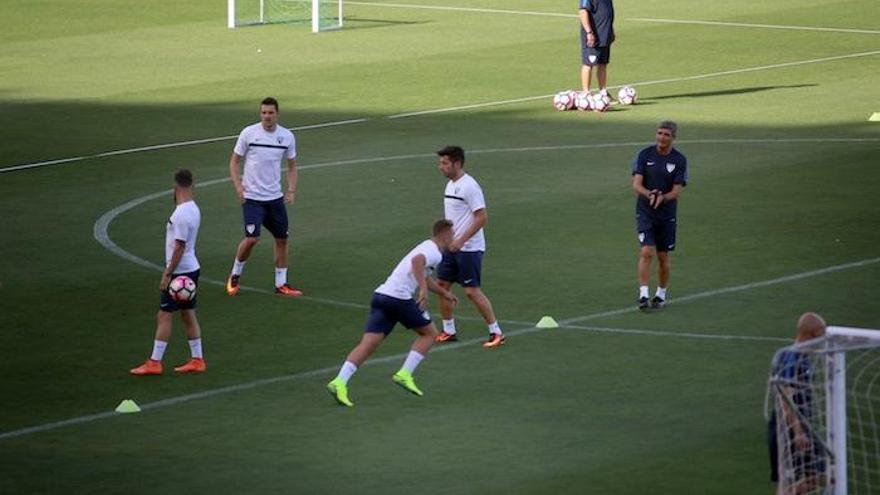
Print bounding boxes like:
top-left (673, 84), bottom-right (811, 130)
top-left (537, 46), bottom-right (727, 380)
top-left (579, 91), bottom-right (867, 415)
top-left (1, 254), bottom-right (873, 441)
top-left (387, 49), bottom-right (880, 118)
top-left (630, 18), bottom-right (880, 35)
top-left (346, 1), bottom-right (574, 18)
top-left (5, 49), bottom-right (880, 174)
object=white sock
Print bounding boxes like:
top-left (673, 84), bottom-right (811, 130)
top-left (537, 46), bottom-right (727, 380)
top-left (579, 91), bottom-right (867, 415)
top-left (656, 287), bottom-right (667, 300)
top-left (150, 340), bottom-right (167, 361)
top-left (401, 351), bottom-right (424, 374)
top-left (442, 319), bottom-right (456, 335)
top-left (337, 361), bottom-right (358, 384)
top-left (275, 267), bottom-right (288, 288)
top-left (639, 285), bottom-right (649, 299)
top-left (188, 338), bottom-right (203, 359)
top-left (488, 321), bottom-right (502, 335)
top-left (231, 259), bottom-right (246, 276)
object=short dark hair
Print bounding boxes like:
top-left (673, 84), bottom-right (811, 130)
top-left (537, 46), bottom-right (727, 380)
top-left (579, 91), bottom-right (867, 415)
top-left (658, 120), bottom-right (678, 138)
top-left (436, 145), bottom-right (465, 165)
top-left (174, 169), bottom-right (193, 188)
top-left (432, 219), bottom-right (453, 236)
top-left (261, 97), bottom-right (279, 111)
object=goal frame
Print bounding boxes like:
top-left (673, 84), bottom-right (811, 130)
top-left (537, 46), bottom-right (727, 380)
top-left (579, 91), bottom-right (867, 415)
top-left (227, 0), bottom-right (343, 32)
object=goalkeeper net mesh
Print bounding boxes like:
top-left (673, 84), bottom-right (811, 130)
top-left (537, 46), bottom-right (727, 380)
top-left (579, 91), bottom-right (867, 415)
top-left (229, 0), bottom-right (342, 31)
top-left (766, 327), bottom-right (880, 495)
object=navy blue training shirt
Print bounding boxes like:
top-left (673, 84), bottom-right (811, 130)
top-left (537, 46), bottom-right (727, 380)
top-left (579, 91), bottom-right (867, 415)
top-left (579, 0), bottom-right (615, 47)
top-left (631, 145), bottom-right (688, 219)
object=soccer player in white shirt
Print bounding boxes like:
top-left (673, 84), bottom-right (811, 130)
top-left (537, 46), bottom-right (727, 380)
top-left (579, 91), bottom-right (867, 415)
top-left (225, 97), bottom-right (302, 297)
top-left (327, 220), bottom-right (459, 407)
top-left (433, 146), bottom-right (505, 348)
top-left (131, 169), bottom-right (206, 375)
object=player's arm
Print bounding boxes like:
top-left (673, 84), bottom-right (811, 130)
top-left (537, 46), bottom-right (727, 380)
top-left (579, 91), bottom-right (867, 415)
top-left (229, 153), bottom-right (245, 203)
top-left (780, 385), bottom-right (811, 451)
top-left (160, 240), bottom-right (186, 291)
top-left (578, 2), bottom-right (596, 47)
top-left (450, 208), bottom-right (487, 252)
top-left (427, 276), bottom-right (458, 306)
top-left (411, 254), bottom-right (430, 309)
top-left (632, 173), bottom-right (655, 199)
top-left (652, 184), bottom-right (684, 209)
top-left (285, 157), bottom-right (298, 204)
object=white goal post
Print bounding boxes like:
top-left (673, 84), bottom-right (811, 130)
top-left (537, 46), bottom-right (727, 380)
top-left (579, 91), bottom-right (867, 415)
top-left (227, 0), bottom-right (343, 32)
top-left (767, 325), bottom-right (880, 495)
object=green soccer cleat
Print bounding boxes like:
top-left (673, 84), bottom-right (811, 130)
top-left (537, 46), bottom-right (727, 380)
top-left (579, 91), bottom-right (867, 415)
top-left (392, 370), bottom-right (424, 397)
top-left (327, 378), bottom-right (354, 407)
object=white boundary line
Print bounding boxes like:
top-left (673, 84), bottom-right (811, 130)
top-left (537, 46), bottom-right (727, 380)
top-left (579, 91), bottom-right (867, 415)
top-left (4, 50), bottom-right (880, 174)
top-left (2, 139), bottom-right (877, 441)
top-left (630, 18), bottom-right (880, 35)
top-left (346, 1), bottom-right (574, 19)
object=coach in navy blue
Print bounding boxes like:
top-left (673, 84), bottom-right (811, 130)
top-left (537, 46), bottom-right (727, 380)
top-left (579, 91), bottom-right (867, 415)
top-left (578, 0), bottom-right (615, 97)
top-left (631, 121), bottom-right (688, 311)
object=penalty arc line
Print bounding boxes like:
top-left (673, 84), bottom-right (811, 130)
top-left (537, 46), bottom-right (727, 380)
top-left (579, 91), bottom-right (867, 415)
top-left (4, 50), bottom-right (880, 173)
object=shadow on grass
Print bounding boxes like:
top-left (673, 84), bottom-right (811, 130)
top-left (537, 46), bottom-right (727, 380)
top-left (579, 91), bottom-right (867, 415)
top-left (643, 84), bottom-right (817, 101)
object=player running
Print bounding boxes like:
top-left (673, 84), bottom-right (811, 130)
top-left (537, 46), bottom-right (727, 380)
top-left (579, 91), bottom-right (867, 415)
top-left (631, 121), bottom-right (688, 310)
top-left (432, 146), bottom-right (505, 348)
top-left (225, 97), bottom-right (302, 298)
top-left (327, 220), bottom-right (459, 407)
top-left (131, 169), bottom-right (206, 375)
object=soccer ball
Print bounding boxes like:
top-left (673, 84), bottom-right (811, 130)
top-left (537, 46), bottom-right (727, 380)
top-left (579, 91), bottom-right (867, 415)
top-left (617, 86), bottom-right (638, 105)
top-left (553, 91), bottom-right (576, 111)
top-left (168, 275), bottom-right (197, 302)
top-left (574, 92), bottom-right (592, 111)
top-left (592, 93), bottom-right (611, 112)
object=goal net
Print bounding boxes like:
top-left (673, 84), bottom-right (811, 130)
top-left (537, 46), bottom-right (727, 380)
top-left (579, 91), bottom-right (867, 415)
top-left (766, 326), bottom-right (880, 495)
top-left (227, 0), bottom-right (343, 32)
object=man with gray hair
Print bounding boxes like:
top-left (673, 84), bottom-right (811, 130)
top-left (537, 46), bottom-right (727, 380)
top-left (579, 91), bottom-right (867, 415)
top-left (630, 121), bottom-right (688, 310)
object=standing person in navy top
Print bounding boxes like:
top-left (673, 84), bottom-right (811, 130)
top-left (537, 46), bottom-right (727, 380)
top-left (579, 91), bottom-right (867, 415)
top-left (578, 0), bottom-right (615, 98)
top-left (631, 121), bottom-right (688, 310)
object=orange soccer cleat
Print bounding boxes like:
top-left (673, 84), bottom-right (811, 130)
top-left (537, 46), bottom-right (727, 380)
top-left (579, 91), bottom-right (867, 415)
top-left (226, 274), bottom-right (241, 296)
top-left (274, 284), bottom-right (303, 297)
top-left (482, 334), bottom-right (505, 349)
top-left (130, 359), bottom-right (163, 376)
top-left (435, 331), bottom-right (458, 343)
top-left (174, 358), bottom-right (207, 374)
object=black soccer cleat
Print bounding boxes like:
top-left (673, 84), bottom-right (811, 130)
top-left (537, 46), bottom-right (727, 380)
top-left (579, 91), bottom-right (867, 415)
top-left (650, 296), bottom-right (666, 310)
top-left (638, 296), bottom-right (650, 311)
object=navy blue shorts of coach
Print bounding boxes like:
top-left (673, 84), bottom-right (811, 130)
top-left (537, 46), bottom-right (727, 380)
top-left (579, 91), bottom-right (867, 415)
top-left (437, 251), bottom-right (483, 287)
top-left (242, 197), bottom-right (289, 239)
top-left (637, 214), bottom-right (677, 252)
top-left (364, 293), bottom-right (432, 335)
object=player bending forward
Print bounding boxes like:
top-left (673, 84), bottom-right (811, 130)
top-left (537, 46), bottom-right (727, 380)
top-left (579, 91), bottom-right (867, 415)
top-left (327, 220), bottom-right (458, 407)
top-left (131, 169), bottom-right (206, 375)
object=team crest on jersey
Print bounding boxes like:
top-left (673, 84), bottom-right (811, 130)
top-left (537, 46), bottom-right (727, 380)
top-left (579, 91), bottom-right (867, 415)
top-left (246, 224), bottom-right (256, 234)
top-left (638, 232), bottom-right (645, 243)
top-left (666, 163), bottom-right (676, 173)
top-left (277, 137), bottom-right (283, 144)
top-left (588, 55), bottom-right (597, 63)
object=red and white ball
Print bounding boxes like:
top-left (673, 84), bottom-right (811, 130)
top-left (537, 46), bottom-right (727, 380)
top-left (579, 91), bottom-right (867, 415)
top-left (553, 91), bottom-right (576, 111)
top-left (617, 86), bottom-right (638, 105)
top-left (169, 275), bottom-right (197, 302)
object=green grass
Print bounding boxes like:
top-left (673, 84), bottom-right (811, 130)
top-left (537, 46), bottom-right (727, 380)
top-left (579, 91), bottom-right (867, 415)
top-left (0, 0), bottom-right (878, 493)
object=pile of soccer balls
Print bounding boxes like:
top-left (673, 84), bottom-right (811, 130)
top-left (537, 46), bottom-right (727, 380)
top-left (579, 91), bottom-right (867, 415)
top-left (553, 86), bottom-right (638, 112)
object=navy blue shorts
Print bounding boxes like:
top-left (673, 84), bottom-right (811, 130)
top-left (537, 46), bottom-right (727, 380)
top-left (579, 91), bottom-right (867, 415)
top-left (580, 38), bottom-right (611, 66)
top-left (242, 198), bottom-right (289, 239)
top-left (364, 293), bottom-right (432, 335)
top-left (437, 251), bottom-right (483, 287)
top-left (637, 214), bottom-right (677, 252)
top-left (159, 269), bottom-right (199, 313)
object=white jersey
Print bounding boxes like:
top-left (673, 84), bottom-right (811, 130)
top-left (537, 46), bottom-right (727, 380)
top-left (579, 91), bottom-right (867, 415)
top-left (444, 173), bottom-right (486, 252)
top-left (375, 240), bottom-right (443, 300)
top-left (165, 200), bottom-right (201, 273)
top-left (233, 122), bottom-right (297, 201)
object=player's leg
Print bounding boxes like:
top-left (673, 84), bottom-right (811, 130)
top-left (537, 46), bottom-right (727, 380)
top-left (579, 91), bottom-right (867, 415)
top-left (579, 29), bottom-right (593, 93)
top-left (435, 251), bottom-right (459, 341)
top-left (457, 252), bottom-right (503, 348)
top-left (131, 308), bottom-right (173, 375)
top-left (227, 200), bottom-right (264, 295)
top-left (581, 65), bottom-right (593, 93)
top-left (637, 246), bottom-right (656, 310)
top-left (392, 302), bottom-right (438, 396)
top-left (328, 294), bottom-right (395, 406)
top-left (174, 309), bottom-right (206, 373)
top-left (266, 199), bottom-right (302, 296)
top-left (596, 47), bottom-right (611, 98)
top-left (651, 219), bottom-right (675, 309)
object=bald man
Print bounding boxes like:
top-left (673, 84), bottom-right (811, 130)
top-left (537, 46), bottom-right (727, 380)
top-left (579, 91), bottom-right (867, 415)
top-left (768, 312), bottom-right (827, 494)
